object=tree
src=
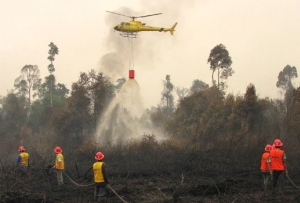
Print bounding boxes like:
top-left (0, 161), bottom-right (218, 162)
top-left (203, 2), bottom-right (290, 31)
top-left (190, 79), bottom-right (209, 94)
top-left (52, 83), bottom-right (91, 138)
top-left (77, 70), bottom-right (115, 128)
top-left (0, 93), bottom-right (27, 135)
top-left (14, 65), bottom-right (41, 106)
top-left (161, 75), bottom-right (174, 115)
top-left (207, 44), bottom-right (233, 89)
top-left (276, 65), bottom-right (298, 134)
top-left (115, 78), bottom-right (126, 92)
top-left (276, 65), bottom-right (297, 90)
top-left (175, 86), bottom-right (189, 100)
top-left (29, 75), bottom-right (69, 133)
top-left (47, 42), bottom-right (59, 107)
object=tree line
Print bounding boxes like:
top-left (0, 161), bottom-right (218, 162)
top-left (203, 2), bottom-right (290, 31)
top-left (0, 43), bottom-right (299, 152)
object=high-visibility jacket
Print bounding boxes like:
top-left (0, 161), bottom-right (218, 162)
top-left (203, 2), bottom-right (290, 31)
top-left (260, 152), bottom-right (270, 171)
top-left (270, 148), bottom-right (285, 171)
top-left (55, 153), bottom-right (64, 170)
top-left (19, 152), bottom-right (29, 166)
top-left (93, 162), bottom-right (105, 183)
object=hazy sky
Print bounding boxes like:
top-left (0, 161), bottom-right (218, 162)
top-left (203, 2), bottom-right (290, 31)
top-left (1, 0), bottom-right (300, 108)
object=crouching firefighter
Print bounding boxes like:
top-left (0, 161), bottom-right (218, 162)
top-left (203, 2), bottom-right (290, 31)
top-left (260, 144), bottom-right (272, 191)
top-left (93, 152), bottom-right (109, 202)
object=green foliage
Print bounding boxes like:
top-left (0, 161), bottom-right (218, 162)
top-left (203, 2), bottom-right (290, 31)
top-left (165, 86), bottom-right (221, 139)
top-left (190, 79), bottom-right (209, 94)
top-left (77, 69), bottom-right (115, 127)
top-left (0, 93), bottom-right (27, 135)
top-left (52, 83), bottom-right (91, 137)
top-left (47, 42), bottom-right (59, 74)
top-left (115, 78), bottom-right (126, 92)
top-left (29, 93), bottom-right (68, 132)
top-left (289, 88), bottom-right (300, 140)
top-left (164, 84), bottom-right (275, 146)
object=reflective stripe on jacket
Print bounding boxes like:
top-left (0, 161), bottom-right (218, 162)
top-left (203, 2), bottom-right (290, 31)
top-left (270, 149), bottom-right (285, 170)
top-left (55, 153), bottom-right (64, 170)
top-left (20, 152), bottom-right (29, 166)
top-left (93, 162), bottom-right (104, 183)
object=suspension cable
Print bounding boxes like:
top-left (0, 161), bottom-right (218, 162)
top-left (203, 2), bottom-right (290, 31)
top-left (127, 36), bottom-right (135, 70)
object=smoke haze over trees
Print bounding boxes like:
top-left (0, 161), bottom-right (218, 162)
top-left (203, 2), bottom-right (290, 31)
top-left (1, 42), bottom-right (300, 202)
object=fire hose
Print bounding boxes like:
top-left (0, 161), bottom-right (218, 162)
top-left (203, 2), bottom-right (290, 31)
top-left (285, 174), bottom-right (300, 189)
top-left (63, 171), bottom-right (129, 203)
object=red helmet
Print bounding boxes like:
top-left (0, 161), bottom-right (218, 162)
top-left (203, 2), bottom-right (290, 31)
top-left (273, 139), bottom-right (283, 147)
top-left (54, 146), bottom-right (62, 154)
top-left (264, 144), bottom-right (272, 152)
top-left (95, 152), bottom-right (104, 160)
top-left (272, 144), bottom-right (276, 150)
top-left (18, 146), bottom-right (25, 152)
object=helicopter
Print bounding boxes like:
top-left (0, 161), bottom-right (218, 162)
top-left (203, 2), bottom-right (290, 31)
top-left (106, 11), bottom-right (177, 38)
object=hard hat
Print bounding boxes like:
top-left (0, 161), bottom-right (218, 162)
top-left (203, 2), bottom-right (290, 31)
top-left (18, 146), bottom-right (25, 152)
top-left (54, 146), bottom-right (62, 154)
top-left (273, 139), bottom-right (283, 147)
top-left (272, 144), bottom-right (276, 150)
top-left (265, 144), bottom-right (272, 152)
top-left (95, 152), bottom-right (104, 160)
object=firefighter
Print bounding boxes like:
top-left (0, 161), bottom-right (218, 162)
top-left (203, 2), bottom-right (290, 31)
top-left (16, 146), bottom-right (29, 172)
top-left (260, 144), bottom-right (272, 191)
top-left (93, 152), bottom-right (109, 202)
top-left (269, 139), bottom-right (287, 195)
top-left (53, 146), bottom-right (64, 186)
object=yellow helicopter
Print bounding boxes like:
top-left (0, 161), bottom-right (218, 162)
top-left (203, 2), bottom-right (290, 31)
top-left (106, 11), bottom-right (177, 38)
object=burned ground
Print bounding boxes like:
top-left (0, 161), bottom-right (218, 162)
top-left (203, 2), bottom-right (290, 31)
top-left (1, 137), bottom-right (300, 203)
top-left (1, 168), bottom-right (300, 203)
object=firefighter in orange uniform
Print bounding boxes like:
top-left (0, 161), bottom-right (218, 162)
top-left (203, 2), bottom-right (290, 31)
top-left (269, 139), bottom-right (287, 195)
top-left (260, 144), bottom-right (272, 191)
top-left (53, 146), bottom-right (64, 186)
top-left (93, 152), bottom-right (109, 202)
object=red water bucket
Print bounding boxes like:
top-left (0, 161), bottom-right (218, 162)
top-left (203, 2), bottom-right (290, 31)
top-left (129, 70), bottom-right (135, 79)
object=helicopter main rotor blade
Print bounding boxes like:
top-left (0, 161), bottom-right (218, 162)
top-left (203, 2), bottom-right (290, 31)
top-left (106, 11), bottom-right (162, 20)
top-left (106, 11), bottom-right (132, 18)
top-left (135, 13), bottom-right (162, 19)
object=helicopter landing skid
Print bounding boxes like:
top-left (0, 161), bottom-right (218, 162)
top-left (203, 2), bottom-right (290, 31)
top-left (120, 32), bottom-right (138, 38)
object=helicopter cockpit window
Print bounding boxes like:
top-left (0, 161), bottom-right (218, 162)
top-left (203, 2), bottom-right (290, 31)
top-left (126, 23), bottom-right (130, 26)
top-left (120, 22), bottom-right (125, 26)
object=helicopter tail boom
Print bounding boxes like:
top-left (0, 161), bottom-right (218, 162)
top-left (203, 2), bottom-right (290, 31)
top-left (170, 22), bottom-right (177, 35)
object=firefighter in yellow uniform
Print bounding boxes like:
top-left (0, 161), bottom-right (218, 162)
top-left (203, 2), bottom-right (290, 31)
top-left (53, 146), bottom-right (64, 186)
top-left (16, 146), bottom-right (29, 172)
top-left (93, 152), bottom-right (109, 202)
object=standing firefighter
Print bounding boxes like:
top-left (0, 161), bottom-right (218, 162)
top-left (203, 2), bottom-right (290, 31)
top-left (269, 139), bottom-right (287, 195)
top-left (93, 152), bottom-right (109, 202)
top-left (16, 146), bottom-right (29, 172)
top-left (53, 146), bottom-right (64, 186)
top-left (260, 144), bottom-right (272, 191)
